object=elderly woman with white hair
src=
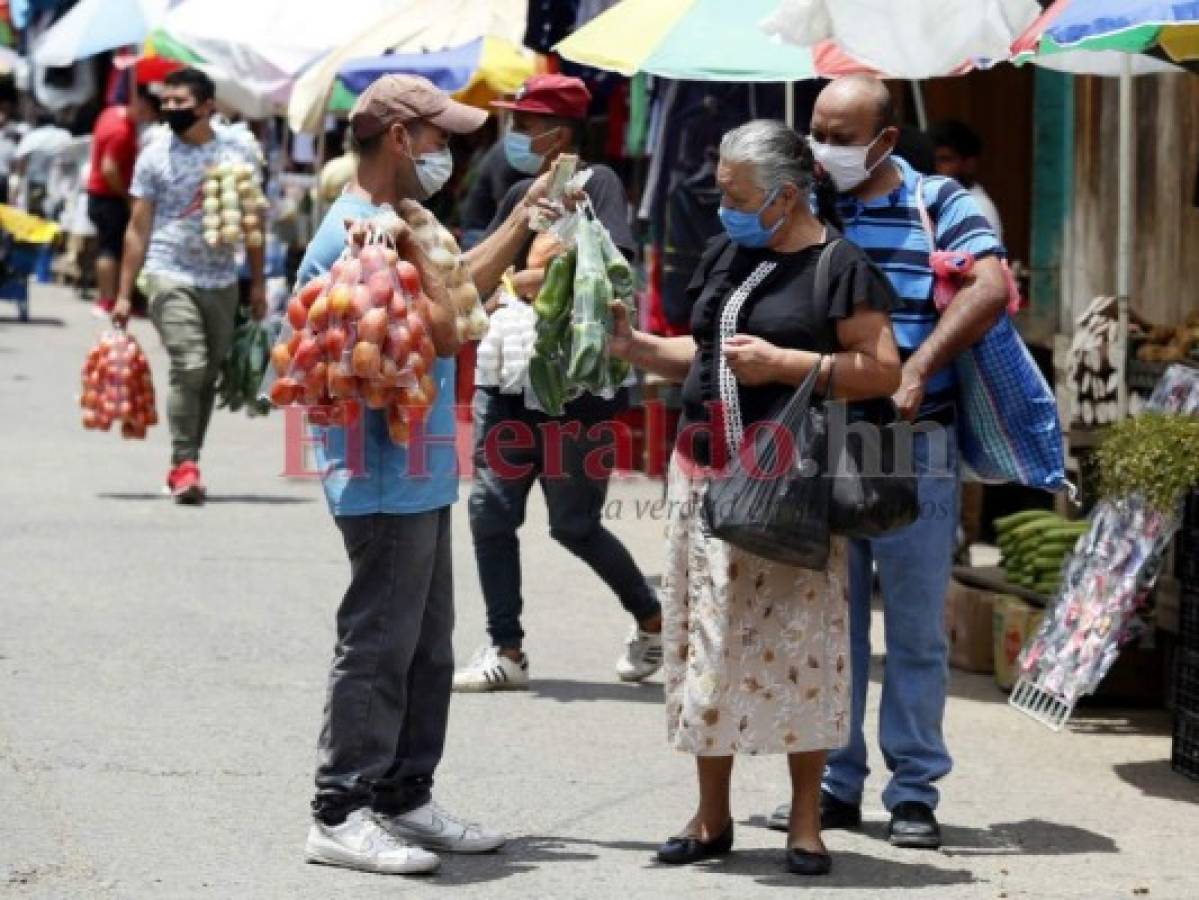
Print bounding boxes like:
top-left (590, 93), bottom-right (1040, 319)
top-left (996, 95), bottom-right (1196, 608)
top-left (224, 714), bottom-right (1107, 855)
top-left (609, 120), bottom-right (901, 876)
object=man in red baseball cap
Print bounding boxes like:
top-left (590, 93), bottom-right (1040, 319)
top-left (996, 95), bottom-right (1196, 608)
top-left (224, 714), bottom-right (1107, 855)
top-left (453, 75), bottom-right (665, 695)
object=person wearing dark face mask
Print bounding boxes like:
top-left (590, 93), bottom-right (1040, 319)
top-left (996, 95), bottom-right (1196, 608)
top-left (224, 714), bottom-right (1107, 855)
top-left (452, 75), bottom-right (667, 694)
top-left (765, 75), bottom-right (1010, 852)
top-left (111, 67), bottom-right (266, 504)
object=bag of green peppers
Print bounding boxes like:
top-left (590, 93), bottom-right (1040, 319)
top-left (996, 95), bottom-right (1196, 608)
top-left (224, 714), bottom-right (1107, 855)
top-left (566, 218), bottom-right (613, 392)
top-left (216, 318), bottom-right (272, 417)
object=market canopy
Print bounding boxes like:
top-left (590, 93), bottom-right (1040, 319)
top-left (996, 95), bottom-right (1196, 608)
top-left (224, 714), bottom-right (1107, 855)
top-left (288, 0), bottom-right (526, 133)
top-left (761, 0), bottom-right (1040, 78)
top-left (556, 0), bottom-right (1039, 81)
top-left (33, 0), bottom-right (170, 67)
top-left (328, 36), bottom-right (534, 115)
top-left (154, 0), bottom-right (397, 112)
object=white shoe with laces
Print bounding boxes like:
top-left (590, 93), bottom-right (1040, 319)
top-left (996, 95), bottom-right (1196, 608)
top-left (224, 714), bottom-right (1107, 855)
top-left (452, 646), bottom-right (529, 692)
top-left (615, 625), bottom-right (663, 682)
top-left (382, 800), bottom-right (507, 854)
top-left (304, 808), bottom-right (440, 875)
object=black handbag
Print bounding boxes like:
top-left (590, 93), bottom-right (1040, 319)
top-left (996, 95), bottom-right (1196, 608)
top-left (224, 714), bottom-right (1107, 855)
top-left (701, 238), bottom-right (918, 565)
top-left (826, 395), bottom-right (920, 539)
top-left (702, 357), bottom-right (831, 570)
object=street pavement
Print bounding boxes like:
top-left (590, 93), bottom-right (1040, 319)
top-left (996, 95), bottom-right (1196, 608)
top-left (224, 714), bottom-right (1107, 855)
top-left (3, 285), bottom-right (1199, 900)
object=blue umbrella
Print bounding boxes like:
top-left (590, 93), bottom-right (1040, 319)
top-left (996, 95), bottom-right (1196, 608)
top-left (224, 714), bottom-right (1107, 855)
top-left (35, 0), bottom-right (174, 67)
top-left (337, 38), bottom-right (484, 96)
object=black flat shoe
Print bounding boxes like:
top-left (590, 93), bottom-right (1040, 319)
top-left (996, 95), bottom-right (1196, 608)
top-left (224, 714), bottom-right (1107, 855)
top-left (656, 821), bottom-right (734, 865)
top-left (767, 790), bottom-right (862, 833)
top-left (820, 790), bottom-right (862, 831)
top-left (888, 801), bottom-right (942, 849)
top-left (785, 847), bottom-right (832, 876)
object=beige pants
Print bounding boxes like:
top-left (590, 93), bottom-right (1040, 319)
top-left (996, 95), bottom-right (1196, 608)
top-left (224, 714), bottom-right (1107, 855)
top-left (146, 274), bottom-right (239, 465)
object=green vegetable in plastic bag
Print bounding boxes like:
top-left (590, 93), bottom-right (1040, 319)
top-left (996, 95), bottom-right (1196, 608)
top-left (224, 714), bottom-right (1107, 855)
top-left (217, 318), bottom-right (272, 417)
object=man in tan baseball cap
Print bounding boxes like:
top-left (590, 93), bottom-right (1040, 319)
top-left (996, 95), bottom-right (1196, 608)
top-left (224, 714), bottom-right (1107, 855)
top-left (298, 72), bottom-right (512, 877)
top-left (346, 73), bottom-right (486, 204)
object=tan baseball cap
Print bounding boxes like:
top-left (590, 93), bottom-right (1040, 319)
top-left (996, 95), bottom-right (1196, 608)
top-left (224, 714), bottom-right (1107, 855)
top-left (349, 74), bottom-right (487, 140)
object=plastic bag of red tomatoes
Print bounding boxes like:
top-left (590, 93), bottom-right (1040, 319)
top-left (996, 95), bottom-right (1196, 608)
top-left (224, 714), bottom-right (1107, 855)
top-left (266, 216), bottom-right (439, 445)
top-left (79, 327), bottom-right (159, 439)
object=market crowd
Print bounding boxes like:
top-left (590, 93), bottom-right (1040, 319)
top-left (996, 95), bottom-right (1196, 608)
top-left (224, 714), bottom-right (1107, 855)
top-left (282, 70), bottom-right (1010, 880)
top-left (26, 56), bottom-right (1014, 879)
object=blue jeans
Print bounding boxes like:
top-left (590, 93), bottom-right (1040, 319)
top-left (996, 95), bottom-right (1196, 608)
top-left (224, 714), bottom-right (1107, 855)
top-left (823, 426), bottom-right (960, 811)
top-left (468, 388), bottom-right (661, 650)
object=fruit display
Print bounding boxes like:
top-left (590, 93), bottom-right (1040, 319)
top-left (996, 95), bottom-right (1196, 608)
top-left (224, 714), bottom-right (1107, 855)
top-left (396, 199), bottom-right (488, 342)
top-left (216, 319), bottom-right (272, 417)
top-left (79, 328), bottom-right (158, 439)
top-left (995, 510), bottom-right (1088, 595)
top-left (527, 208), bottom-right (632, 416)
top-left (201, 160), bottom-right (267, 250)
top-left (267, 221), bottom-right (439, 446)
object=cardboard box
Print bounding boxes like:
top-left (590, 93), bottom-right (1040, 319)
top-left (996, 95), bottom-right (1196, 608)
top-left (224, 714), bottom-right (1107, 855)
top-left (993, 595), bottom-right (1040, 691)
top-left (944, 579), bottom-right (997, 674)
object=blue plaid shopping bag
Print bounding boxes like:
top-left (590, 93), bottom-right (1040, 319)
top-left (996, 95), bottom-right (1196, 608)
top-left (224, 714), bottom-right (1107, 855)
top-left (916, 179), bottom-right (1066, 491)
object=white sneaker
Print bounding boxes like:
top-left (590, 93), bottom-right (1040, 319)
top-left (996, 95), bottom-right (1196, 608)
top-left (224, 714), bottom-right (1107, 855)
top-left (452, 646), bottom-right (529, 692)
top-left (304, 808), bottom-right (440, 875)
top-left (616, 626), bottom-right (664, 682)
top-left (382, 800), bottom-right (507, 854)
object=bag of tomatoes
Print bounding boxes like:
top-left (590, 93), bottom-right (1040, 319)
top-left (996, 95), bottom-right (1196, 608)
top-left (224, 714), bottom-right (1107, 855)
top-left (79, 327), bottom-right (159, 439)
top-left (266, 216), bottom-right (440, 445)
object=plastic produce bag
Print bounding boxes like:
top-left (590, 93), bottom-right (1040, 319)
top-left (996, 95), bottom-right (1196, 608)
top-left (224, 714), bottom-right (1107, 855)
top-left (79, 327), bottom-right (159, 439)
top-left (567, 216), bottom-right (613, 393)
top-left (476, 284), bottom-right (537, 395)
top-left (703, 362), bottom-right (831, 570)
top-left (216, 318), bottom-right (272, 417)
top-left (267, 212), bottom-right (439, 445)
top-left (397, 199), bottom-right (489, 341)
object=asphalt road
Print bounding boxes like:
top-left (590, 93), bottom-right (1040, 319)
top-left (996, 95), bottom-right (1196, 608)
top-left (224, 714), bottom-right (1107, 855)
top-left (3, 286), bottom-right (1199, 900)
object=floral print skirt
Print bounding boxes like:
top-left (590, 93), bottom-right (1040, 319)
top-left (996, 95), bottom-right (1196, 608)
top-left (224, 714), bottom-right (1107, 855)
top-left (662, 456), bottom-right (850, 756)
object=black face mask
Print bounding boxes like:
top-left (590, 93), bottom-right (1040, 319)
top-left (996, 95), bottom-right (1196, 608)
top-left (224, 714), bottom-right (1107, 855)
top-left (164, 107), bottom-right (199, 136)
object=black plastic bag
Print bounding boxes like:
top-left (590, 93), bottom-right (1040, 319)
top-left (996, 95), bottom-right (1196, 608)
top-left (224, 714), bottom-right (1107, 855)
top-left (703, 362), bottom-right (830, 570)
top-left (827, 399), bottom-right (919, 539)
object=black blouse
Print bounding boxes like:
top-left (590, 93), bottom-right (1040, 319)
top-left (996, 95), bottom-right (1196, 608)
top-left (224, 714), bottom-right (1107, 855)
top-left (679, 233), bottom-right (898, 467)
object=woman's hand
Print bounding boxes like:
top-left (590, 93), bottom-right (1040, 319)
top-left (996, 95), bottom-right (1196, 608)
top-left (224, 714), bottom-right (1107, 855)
top-left (722, 334), bottom-right (785, 386)
top-left (608, 300), bottom-right (636, 360)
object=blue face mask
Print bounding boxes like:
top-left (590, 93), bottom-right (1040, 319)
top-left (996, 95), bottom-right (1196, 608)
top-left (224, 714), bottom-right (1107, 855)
top-left (503, 130), bottom-right (544, 176)
top-left (718, 188), bottom-right (783, 248)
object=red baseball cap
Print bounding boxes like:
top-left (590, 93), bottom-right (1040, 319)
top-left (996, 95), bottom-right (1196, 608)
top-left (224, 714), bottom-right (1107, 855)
top-left (491, 74), bottom-right (591, 121)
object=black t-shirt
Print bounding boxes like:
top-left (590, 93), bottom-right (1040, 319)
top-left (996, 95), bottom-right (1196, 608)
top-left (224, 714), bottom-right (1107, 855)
top-left (460, 142), bottom-right (526, 233)
top-left (680, 234), bottom-right (898, 466)
top-left (485, 162), bottom-right (635, 270)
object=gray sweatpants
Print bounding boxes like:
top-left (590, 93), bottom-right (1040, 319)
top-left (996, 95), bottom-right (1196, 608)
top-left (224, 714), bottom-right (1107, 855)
top-left (313, 508), bottom-right (455, 824)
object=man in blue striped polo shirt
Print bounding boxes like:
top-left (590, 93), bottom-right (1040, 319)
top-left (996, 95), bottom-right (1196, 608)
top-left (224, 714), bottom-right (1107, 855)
top-left (768, 75), bottom-right (1010, 849)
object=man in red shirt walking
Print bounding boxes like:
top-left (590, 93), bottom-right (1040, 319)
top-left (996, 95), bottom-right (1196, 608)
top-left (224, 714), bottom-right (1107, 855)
top-left (87, 85), bottom-right (159, 317)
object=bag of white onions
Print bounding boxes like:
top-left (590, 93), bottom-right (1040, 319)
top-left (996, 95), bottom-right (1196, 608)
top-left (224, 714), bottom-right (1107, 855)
top-left (397, 199), bottom-right (489, 341)
top-left (201, 160), bottom-right (268, 250)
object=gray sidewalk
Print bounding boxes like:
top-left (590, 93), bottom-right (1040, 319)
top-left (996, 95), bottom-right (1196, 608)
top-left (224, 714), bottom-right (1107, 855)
top-left (2, 285), bottom-right (1198, 899)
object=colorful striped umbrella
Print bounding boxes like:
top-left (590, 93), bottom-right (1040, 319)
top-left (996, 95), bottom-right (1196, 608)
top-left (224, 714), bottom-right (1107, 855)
top-left (1011, 1), bottom-right (1199, 419)
top-left (554, 0), bottom-right (876, 82)
top-left (1012, 0), bottom-right (1199, 71)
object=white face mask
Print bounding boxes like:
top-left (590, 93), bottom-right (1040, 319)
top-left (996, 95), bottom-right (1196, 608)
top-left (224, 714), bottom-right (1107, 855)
top-left (412, 147), bottom-right (453, 199)
top-left (809, 132), bottom-right (889, 193)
